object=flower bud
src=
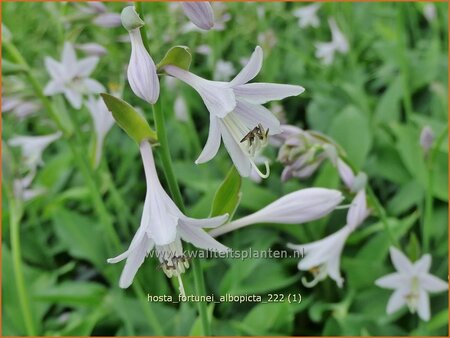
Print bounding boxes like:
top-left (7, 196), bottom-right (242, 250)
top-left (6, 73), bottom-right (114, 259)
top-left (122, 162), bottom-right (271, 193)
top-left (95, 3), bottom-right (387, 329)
top-left (420, 125), bottom-right (434, 155)
top-left (181, 2), bottom-right (214, 30)
top-left (121, 6), bottom-right (145, 31)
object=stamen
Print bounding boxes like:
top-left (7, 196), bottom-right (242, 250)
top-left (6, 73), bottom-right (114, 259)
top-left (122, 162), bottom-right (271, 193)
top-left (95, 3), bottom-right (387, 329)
top-left (177, 274), bottom-right (186, 297)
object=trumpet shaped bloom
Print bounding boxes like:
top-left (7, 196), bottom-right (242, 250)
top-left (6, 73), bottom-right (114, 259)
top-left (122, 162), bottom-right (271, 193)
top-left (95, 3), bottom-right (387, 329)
top-left (107, 141), bottom-right (229, 288)
top-left (86, 96), bottom-right (115, 167)
top-left (293, 3), bottom-right (321, 28)
top-left (288, 189), bottom-right (369, 287)
top-left (164, 46), bottom-right (304, 178)
top-left (182, 2), bottom-right (214, 30)
top-left (9, 132), bottom-right (62, 171)
top-left (315, 18), bottom-right (349, 65)
top-left (375, 247), bottom-right (447, 321)
top-left (44, 42), bottom-right (104, 109)
top-left (210, 188), bottom-right (343, 237)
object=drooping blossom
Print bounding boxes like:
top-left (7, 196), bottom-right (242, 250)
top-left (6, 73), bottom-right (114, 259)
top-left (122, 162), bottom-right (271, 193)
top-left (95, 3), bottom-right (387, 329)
top-left (315, 17), bottom-right (349, 65)
top-left (181, 2), bottom-right (214, 30)
top-left (44, 42), bottom-right (104, 109)
top-left (288, 189), bottom-right (369, 287)
top-left (210, 188), bottom-right (344, 237)
top-left (2, 95), bottom-right (41, 120)
top-left (8, 132), bottom-right (62, 171)
top-left (86, 96), bottom-right (115, 167)
top-left (375, 247), bottom-right (448, 321)
top-left (164, 46), bottom-right (304, 178)
top-left (293, 3), bottom-right (321, 28)
top-left (121, 6), bottom-right (159, 104)
top-left (108, 141), bottom-right (229, 289)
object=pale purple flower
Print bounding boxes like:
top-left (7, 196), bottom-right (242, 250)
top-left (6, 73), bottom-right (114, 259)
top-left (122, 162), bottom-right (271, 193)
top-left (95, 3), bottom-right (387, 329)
top-left (9, 132), bottom-right (62, 170)
top-left (210, 188), bottom-right (343, 237)
top-left (213, 60), bottom-right (236, 81)
top-left (182, 2), bottom-right (214, 30)
top-left (14, 172), bottom-right (45, 202)
top-left (420, 125), bottom-right (434, 155)
top-left (2, 95), bottom-right (41, 120)
top-left (164, 46), bottom-right (304, 178)
top-left (315, 17), bottom-right (349, 65)
top-left (375, 247), bottom-right (448, 321)
top-left (108, 141), bottom-right (229, 289)
top-left (122, 7), bottom-right (160, 104)
top-left (337, 158), bottom-right (355, 190)
top-left (288, 189), bottom-right (369, 287)
top-left (43, 42), bottom-right (105, 109)
top-left (86, 96), bottom-right (115, 167)
top-left (93, 12), bottom-right (122, 28)
top-left (293, 3), bottom-right (321, 28)
top-left (174, 95), bottom-right (189, 122)
top-left (75, 43), bottom-right (107, 57)
top-left (423, 4), bottom-right (436, 23)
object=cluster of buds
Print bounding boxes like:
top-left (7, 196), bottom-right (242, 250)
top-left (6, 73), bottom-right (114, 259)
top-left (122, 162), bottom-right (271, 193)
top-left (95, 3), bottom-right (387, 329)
top-left (275, 125), bottom-right (339, 182)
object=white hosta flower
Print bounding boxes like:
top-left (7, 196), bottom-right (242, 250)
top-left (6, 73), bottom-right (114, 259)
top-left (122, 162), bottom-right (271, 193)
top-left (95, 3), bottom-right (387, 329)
top-left (315, 18), bottom-right (349, 65)
top-left (288, 189), bottom-right (369, 287)
top-left (75, 43), bottom-right (107, 57)
top-left (86, 96), bottom-right (115, 167)
top-left (423, 4), bottom-right (436, 23)
top-left (123, 15), bottom-right (159, 104)
top-left (107, 141), bottom-right (229, 289)
top-left (213, 60), bottom-right (236, 81)
top-left (44, 42), bottom-right (105, 109)
top-left (210, 188), bottom-right (344, 237)
top-left (164, 46), bottom-right (304, 178)
top-left (336, 158), bottom-right (355, 190)
top-left (375, 247), bottom-right (448, 321)
top-left (420, 125), bottom-right (434, 155)
top-left (293, 3), bottom-right (321, 28)
top-left (182, 2), bottom-right (214, 30)
top-left (8, 132), bottom-right (62, 171)
top-left (14, 172), bottom-right (45, 202)
top-left (2, 95), bottom-right (41, 120)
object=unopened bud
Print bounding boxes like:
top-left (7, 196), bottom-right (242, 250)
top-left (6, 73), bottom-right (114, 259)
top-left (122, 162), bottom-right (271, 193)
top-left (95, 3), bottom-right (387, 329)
top-left (121, 6), bottom-right (145, 31)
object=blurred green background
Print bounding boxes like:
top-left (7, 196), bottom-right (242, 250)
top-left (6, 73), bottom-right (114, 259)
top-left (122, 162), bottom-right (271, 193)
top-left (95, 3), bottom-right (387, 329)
top-left (2, 1), bottom-right (448, 336)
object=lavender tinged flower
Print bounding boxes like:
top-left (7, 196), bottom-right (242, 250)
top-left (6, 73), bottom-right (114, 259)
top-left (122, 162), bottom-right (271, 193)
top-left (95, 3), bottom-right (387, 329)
top-left (94, 12), bottom-right (122, 28)
top-left (288, 189), bottom-right (369, 287)
top-left (182, 2), bottom-right (214, 30)
top-left (8, 132), bottom-right (62, 171)
top-left (121, 6), bottom-right (160, 104)
top-left (75, 43), bottom-right (107, 57)
top-left (43, 42), bottom-right (104, 109)
top-left (86, 96), bottom-right (115, 167)
top-left (164, 46), bottom-right (304, 178)
top-left (315, 17), bottom-right (349, 65)
top-left (210, 188), bottom-right (344, 237)
top-left (107, 141), bottom-right (229, 289)
top-left (420, 125), bottom-right (434, 155)
top-left (375, 247), bottom-right (448, 321)
top-left (293, 3), bottom-right (321, 28)
top-left (2, 95), bottom-right (41, 120)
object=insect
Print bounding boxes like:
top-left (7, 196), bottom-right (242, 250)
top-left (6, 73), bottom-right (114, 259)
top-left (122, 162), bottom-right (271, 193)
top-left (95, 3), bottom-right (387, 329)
top-left (240, 123), bottom-right (269, 147)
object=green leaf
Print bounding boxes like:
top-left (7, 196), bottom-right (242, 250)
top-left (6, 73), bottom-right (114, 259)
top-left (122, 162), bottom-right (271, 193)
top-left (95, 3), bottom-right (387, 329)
top-left (209, 166), bottom-right (241, 219)
top-left (2, 58), bottom-right (27, 75)
top-left (34, 281), bottom-right (106, 306)
top-left (406, 232), bottom-right (421, 262)
top-left (157, 46), bottom-right (192, 72)
top-left (329, 106), bottom-right (372, 169)
top-left (374, 76), bottom-right (402, 123)
top-left (100, 93), bottom-right (157, 144)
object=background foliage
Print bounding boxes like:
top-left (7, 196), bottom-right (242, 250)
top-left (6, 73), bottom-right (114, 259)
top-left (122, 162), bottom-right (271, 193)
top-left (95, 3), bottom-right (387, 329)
top-left (2, 2), bottom-right (448, 336)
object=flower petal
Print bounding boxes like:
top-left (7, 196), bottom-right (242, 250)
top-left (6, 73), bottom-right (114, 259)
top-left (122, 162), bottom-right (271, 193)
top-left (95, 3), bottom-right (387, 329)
top-left (76, 57), bottom-right (99, 77)
top-left (178, 223), bottom-right (230, 253)
top-left (93, 12), bottom-right (122, 28)
top-left (234, 99), bottom-right (281, 135)
top-left (195, 115), bottom-right (222, 164)
top-left (346, 189), bottom-right (368, 230)
top-left (181, 2), bottom-right (214, 30)
top-left (337, 158), bottom-right (355, 189)
top-left (327, 253), bottom-right (344, 288)
top-left (234, 82), bottom-right (305, 104)
top-left (218, 120), bottom-right (252, 177)
top-left (413, 254), bottom-right (431, 274)
top-left (389, 247), bottom-right (414, 275)
top-left (118, 235), bottom-right (154, 288)
top-left (420, 273), bottom-right (448, 293)
top-left (62, 42), bottom-right (77, 71)
top-left (165, 65), bottom-right (235, 118)
top-left (83, 78), bottom-right (105, 94)
top-left (375, 273), bottom-right (408, 289)
top-left (181, 213), bottom-right (228, 229)
top-left (230, 46), bottom-right (263, 86)
top-left (44, 57), bottom-right (65, 80)
top-left (417, 289), bottom-right (430, 321)
top-left (63, 88), bottom-right (83, 109)
top-left (386, 288), bottom-right (407, 314)
top-left (44, 80), bottom-right (64, 96)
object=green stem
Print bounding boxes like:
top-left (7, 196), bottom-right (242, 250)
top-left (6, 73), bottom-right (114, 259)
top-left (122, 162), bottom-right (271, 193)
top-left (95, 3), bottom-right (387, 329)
top-left (135, 2), bottom-right (151, 53)
top-left (422, 126), bottom-right (448, 252)
top-left (152, 100), bottom-right (211, 336)
top-left (367, 187), bottom-right (399, 247)
top-left (9, 196), bottom-right (36, 336)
